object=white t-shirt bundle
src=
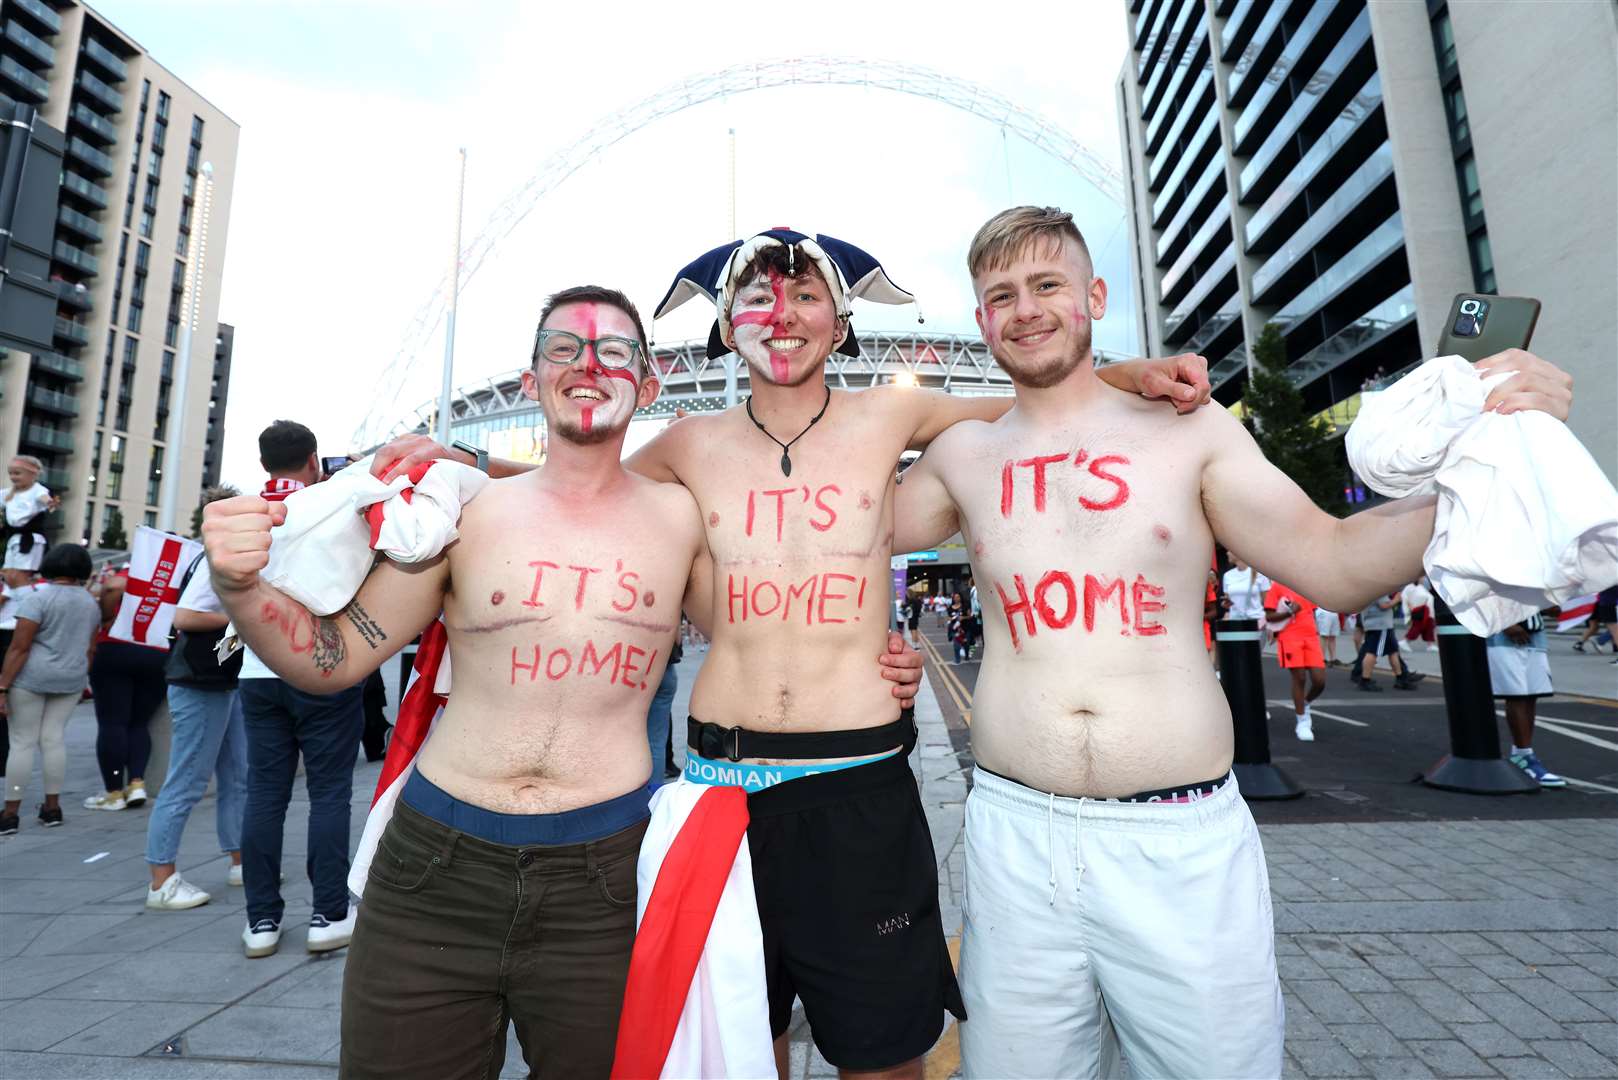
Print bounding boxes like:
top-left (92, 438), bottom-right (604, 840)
top-left (1346, 354), bottom-right (1618, 635)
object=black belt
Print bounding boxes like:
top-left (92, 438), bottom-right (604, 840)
top-left (688, 710), bottom-right (915, 762)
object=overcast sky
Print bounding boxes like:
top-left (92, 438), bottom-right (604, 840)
top-left (91, 0), bottom-right (1138, 488)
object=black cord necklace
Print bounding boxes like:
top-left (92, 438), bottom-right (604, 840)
top-left (745, 385), bottom-right (831, 477)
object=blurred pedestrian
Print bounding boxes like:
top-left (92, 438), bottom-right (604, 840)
top-left (948, 599), bottom-right (968, 664)
top-left (647, 637), bottom-right (682, 786)
top-left (145, 528), bottom-right (248, 911)
top-left (84, 564), bottom-right (168, 810)
top-left (1264, 582), bottom-right (1326, 741)
top-left (360, 670), bottom-right (390, 763)
top-left (967, 579), bottom-right (981, 651)
top-left (1488, 612), bottom-right (1564, 787)
top-left (1573, 585), bottom-right (1618, 653)
top-left (0, 567), bottom-right (42, 778)
top-left (1314, 605), bottom-right (1342, 666)
top-left (2, 455), bottom-right (54, 573)
top-left (0, 544), bottom-right (99, 834)
top-left (1220, 557), bottom-right (1270, 622)
top-left (1351, 593), bottom-right (1421, 692)
top-left (905, 591), bottom-right (924, 649)
top-left (1402, 578), bottom-right (1436, 649)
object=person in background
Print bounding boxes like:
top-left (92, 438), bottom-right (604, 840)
top-left (1402, 577), bottom-right (1437, 650)
top-left (0, 545), bottom-right (100, 834)
top-left (1203, 564), bottom-right (1220, 668)
top-left (1573, 584), bottom-right (1618, 653)
top-left (967, 578), bottom-right (982, 653)
top-left (360, 670), bottom-right (390, 764)
top-left (0, 567), bottom-right (42, 780)
top-left (948, 602), bottom-right (968, 665)
top-left (1263, 581), bottom-right (1327, 742)
top-left (1315, 605), bottom-right (1342, 667)
top-left (905, 589), bottom-right (924, 649)
top-left (1351, 592), bottom-right (1422, 692)
top-left (1488, 612), bottom-right (1565, 787)
top-left (145, 489), bottom-right (249, 911)
top-left (84, 559), bottom-right (169, 810)
top-left (2, 455), bottom-right (55, 574)
top-left (1220, 556), bottom-right (1270, 623)
top-left (647, 637), bottom-right (683, 785)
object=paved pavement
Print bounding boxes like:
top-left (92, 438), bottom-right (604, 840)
top-left (2, 640), bottom-right (1614, 1079)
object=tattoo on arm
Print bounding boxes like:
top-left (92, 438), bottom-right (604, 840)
top-left (343, 602), bottom-right (388, 651)
top-left (313, 617), bottom-right (345, 675)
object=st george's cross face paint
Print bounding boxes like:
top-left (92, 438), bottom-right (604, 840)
top-left (973, 236), bottom-right (1108, 392)
top-left (725, 267), bottom-right (844, 388)
top-left (523, 301), bottom-right (658, 446)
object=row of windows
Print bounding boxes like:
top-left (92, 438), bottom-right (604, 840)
top-left (1428, 3), bottom-right (1495, 294)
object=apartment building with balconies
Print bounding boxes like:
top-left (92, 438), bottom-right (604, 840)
top-left (0, 0), bottom-right (238, 544)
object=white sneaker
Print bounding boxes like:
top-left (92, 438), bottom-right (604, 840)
top-left (243, 918), bottom-right (281, 958)
top-left (306, 907), bottom-right (356, 953)
top-left (83, 791), bottom-right (126, 811)
top-left (123, 780), bottom-right (148, 807)
top-left (227, 864), bottom-right (243, 886)
top-left (1295, 717), bottom-right (1315, 742)
top-left (147, 874), bottom-right (211, 911)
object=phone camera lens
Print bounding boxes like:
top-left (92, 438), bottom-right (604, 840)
top-left (1460, 299), bottom-right (1482, 315)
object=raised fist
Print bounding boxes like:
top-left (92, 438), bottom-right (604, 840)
top-left (201, 495), bottom-right (287, 594)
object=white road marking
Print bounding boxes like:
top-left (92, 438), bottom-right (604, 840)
top-left (1498, 710), bottom-right (1618, 753)
top-left (82, 851), bottom-right (110, 863)
top-left (1563, 776), bottom-right (1618, 795)
top-left (1269, 701), bottom-right (1370, 728)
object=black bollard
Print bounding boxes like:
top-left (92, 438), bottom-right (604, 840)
top-left (1420, 596), bottom-right (1537, 794)
top-left (1216, 618), bottom-right (1303, 800)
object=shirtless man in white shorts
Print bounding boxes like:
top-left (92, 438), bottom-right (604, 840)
top-left (895, 206), bottom-right (1575, 1078)
top-left (376, 229), bottom-right (1207, 1079)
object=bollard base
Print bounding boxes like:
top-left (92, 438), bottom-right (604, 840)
top-left (1234, 762), bottom-right (1304, 801)
top-left (1421, 754), bottom-right (1540, 795)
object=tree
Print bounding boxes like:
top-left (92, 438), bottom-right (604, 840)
top-left (99, 507), bottom-right (128, 550)
top-left (1243, 323), bottom-right (1348, 516)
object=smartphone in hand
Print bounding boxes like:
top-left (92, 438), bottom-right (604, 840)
top-left (1435, 294), bottom-right (1540, 362)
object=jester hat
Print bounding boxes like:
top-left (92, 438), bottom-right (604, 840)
top-left (654, 228), bottom-right (917, 360)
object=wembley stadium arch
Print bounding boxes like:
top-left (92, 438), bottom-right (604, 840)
top-left (357, 56), bottom-right (1127, 450)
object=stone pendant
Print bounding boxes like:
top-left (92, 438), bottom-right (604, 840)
top-left (780, 452), bottom-right (793, 477)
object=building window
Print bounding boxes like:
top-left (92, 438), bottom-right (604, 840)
top-left (190, 115), bottom-right (204, 142)
top-left (1454, 155), bottom-right (1485, 226)
top-left (1443, 86), bottom-right (1469, 145)
top-left (103, 504), bottom-right (119, 534)
top-left (1431, 11), bottom-right (1457, 73)
top-left (156, 91), bottom-right (170, 121)
top-left (144, 510), bottom-right (156, 528)
top-left (138, 210), bottom-right (153, 238)
top-left (106, 468), bottom-right (122, 499)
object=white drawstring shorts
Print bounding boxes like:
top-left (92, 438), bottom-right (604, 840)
top-left (959, 767), bottom-right (1284, 1079)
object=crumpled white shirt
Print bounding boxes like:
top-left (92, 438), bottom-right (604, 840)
top-left (1346, 355), bottom-right (1618, 635)
top-left (220, 456), bottom-right (488, 661)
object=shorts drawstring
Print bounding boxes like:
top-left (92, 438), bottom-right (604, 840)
top-left (1046, 792), bottom-right (1058, 905)
top-left (1074, 798), bottom-right (1085, 892)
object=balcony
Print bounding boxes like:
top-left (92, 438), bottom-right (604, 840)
top-left (1148, 71), bottom-right (1214, 188)
top-left (3, 19), bottom-right (54, 68)
top-left (1141, 0), bottom-right (1202, 125)
top-left (1272, 213), bottom-right (1406, 339)
top-left (1137, 0), bottom-right (1186, 80)
top-left (1219, 0), bottom-right (1258, 61)
top-left (59, 170), bottom-right (108, 210)
top-left (81, 37), bottom-right (127, 83)
top-left (52, 239), bottom-right (99, 276)
top-left (53, 316), bottom-right (90, 347)
top-left (1146, 61), bottom-right (1211, 157)
top-left (0, 53), bottom-right (47, 103)
top-left (65, 135), bottom-right (114, 178)
top-left (21, 424), bottom-right (74, 453)
top-left (1284, 285), bottom-right (1417, 392)
top-left (8, 0), bottom-right (60, 37)
top-left (1227, 0), bottom-right (1295, 108)
top-left (56, 203), bottom-right (103, 244)
top-left (55, 279), bottom-right (93, 313)
top-left (27, 386), bottom-right (79, 417)
top-left (1209, 344), bottom-right (1249, 400)
top-left (75, 69), bottom-right (122, 113)
top-left (1240, 20), bottom-right (1377, 205)
top-left (69, 102), bottom-right (119, 145)
top-left (41, 467), bottom-right (70, 493)
top-left (1151, 111), bottom-right (1218, 223)
top-left (1160, 201), bottom-right (1232, 303)
top-left (1145, 23), bottom-right (1208, 136)
top-left (1164, 243), bottom-right (1237, 345)
top-left (1157, 154), bottom-right (1224, 266)
top-left (1250, 144), bottom-right (1396, 304)
top-left (31, 349), bottom-right (85, 380)
top-left (1232, 0), bottom-right (1339, 153)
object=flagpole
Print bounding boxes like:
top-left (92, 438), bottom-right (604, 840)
top-left (437, 149), bottom-right (466, 444)
top-left (157, 162), bottom-right (215, 532)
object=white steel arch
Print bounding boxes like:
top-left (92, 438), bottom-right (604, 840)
top-left (356, 56), bottom-right (1126, 447)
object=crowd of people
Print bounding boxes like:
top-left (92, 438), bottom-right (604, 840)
top-left (0, 202), bottom-right (1597, 1080)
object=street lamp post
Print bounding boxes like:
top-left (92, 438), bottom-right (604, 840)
top-left (437, 149), bottom-right (466, 444)
top-left (157, 161), bottom-right (214, 533)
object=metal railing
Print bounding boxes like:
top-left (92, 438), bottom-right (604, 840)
top-left (81, 37), bottom-right (127, 82)
top-left (0, 54), bottom-right (48, 101)
top-left (53, 317), bottom-right (90, 346)
top-left (56, 203), bottom-right (103, 243)
top-left (59, 170), bottom-right (108, 209)
top-left (65, 135), bottom-right (114, 177)
top-left (3, 19), bottom-right (54, 68)
top-left (74, 69), bottom-right (122, 113)
top-left (31, 350), bottom-right (85, 380)
top-left (52, 240), bottom-right (99, 275)
top-left (27, 386), bottom-right (79, 416)
top-left (21, 424), bottom-right (74, 452)
top-left (70, 102), bottom-right (119, 144)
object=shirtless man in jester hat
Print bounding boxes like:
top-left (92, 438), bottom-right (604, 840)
top-left (375, 228), bottom-right (1210, 1078)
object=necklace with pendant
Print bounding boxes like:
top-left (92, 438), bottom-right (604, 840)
top-left (745, 385), bottom-right (831, 477)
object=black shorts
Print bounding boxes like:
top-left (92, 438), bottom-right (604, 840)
top-left (746, 750), bottom-right (965, 1070)
top-left (1358, 628), bottom-right (1401, 658)
top-left (1595, 602), bottom-right (1617, 624)
top-left (905, 617), bottom-right (920, 631)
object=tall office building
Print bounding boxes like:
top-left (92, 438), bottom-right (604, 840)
top-left (201, 321), bottom-right (232, 489)
top-left (1116, 0), bottom-right (1615, 478)
top-left (0, 0), bottom-right (238, 545)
